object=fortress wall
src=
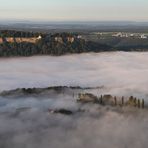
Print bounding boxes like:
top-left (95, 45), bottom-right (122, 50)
top-left (15, 37), bottom-right (37, 43)
top-left (15, 38), bottom-right (22, 43)
top-left (21, 38), bottom-right (37, 43)
top-left (5, 37), bottom-right (15, 43)
top-left (0, 37), bottom-right (41, 44)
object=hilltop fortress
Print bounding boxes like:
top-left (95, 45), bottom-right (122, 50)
top-left (0, 35), bottom-right (42, 44)
top-left (0, 35), bottom-right (79, 44)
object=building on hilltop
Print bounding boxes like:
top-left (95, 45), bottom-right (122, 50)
top-left (112, 32), bottom-right (129, 38)
top-left (140, 34), bottom-right (147, 39)
top-left (37, 35), bottom-right (42, 40)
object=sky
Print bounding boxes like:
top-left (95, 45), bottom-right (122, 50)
top-left (0, 0), bottom-right (148, 22)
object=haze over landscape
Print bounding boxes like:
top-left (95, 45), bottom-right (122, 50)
top-left (0, 0), bottom-right (148, 21)
top-left (0, 0), bottom-right (148, 148)
top-left (1, 53), bottom-right (148, 148)
top-left (0, 52), bottom-right (148, 100)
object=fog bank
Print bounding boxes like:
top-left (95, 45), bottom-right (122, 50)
top-left (0, 90), bottom-right (148, 148)
top-left (1, 52), bottom-right (148, 148)
top-left (1, 52), bottom-right (148, 98)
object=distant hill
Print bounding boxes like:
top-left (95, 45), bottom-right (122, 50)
top-left (0, 30), bottom-right (148, 57)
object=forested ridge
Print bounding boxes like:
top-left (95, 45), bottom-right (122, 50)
top-left (0, 30), bottom-right (148, 57)
top-left (0, 31), bottom-right (111, 57)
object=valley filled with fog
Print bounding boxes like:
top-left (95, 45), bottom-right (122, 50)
top-left (1, 52), bottom-right (148, 148)
top-left (1, 52), bottom-right (148, 98)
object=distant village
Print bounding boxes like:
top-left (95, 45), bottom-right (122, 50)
top-left (93, 32), bottom-right (148, 39)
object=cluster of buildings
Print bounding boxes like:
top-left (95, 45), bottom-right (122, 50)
top-left (112, 32), bottom-right (148, 39)
top-left (94, 32), bottom-right (148, 39)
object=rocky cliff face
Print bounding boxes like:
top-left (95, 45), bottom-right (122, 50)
top-left (0, 37), bottom-right (41, 44)
top-left (0, 38), bottom-right (3, 43)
